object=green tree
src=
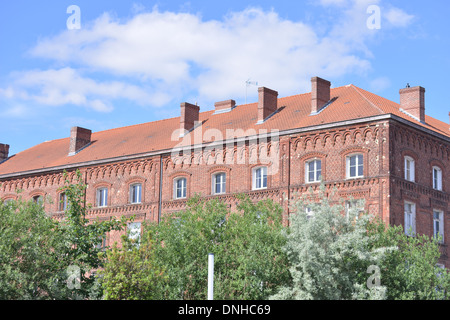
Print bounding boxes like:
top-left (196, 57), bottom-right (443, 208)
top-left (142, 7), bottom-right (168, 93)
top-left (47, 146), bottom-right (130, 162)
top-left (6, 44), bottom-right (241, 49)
top-left (56, 170), bottom-right (130, 299)
top-left (0, 170), bottom-right (129, 300)
top-left (271, 186), bottom-right (389, 300)
top-left (271, 184), bottom-right (450, 300)
top-left (99, 230), bottom-right (167, 300)
top-left (145, 195), bottom-right (290, 300)
top-left (0, 197), bottom-right (68, 299)
top-left (367, 219), bottom-right (450, 300)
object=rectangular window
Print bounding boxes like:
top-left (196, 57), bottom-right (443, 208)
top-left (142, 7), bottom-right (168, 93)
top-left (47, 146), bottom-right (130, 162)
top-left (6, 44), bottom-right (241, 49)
top-left (306, 159), bottom-right (322, 183)
top-left (433, 167), bottom-right (443, 191)
top-left (347, 154), bottom-right (363, 178)
top-left (404, 202), bottom-right (416, 236)
top-left (404, 157), bottom-right (415, 182)
top-left (130, 183), bottom-right (142, 204)
top-left (433, 210), bottom-right (444, 243)
top-left (175, 178), bottom-right (187, 199)
top-left (253, 167), bottom-right (267, 190)
top-left (213, 172), bottom-right (226, 195)
top-left (96, 187), bottom-right (108, 207)
top-left (59, 192), bottom-right (67, 212)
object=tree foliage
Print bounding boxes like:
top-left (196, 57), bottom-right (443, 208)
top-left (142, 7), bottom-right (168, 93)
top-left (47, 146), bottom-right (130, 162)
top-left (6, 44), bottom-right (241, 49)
top-left (0, 170), bottom-right (129, 299)
top-left (56, 170), bottom-right (129, 299)
top-left (271, 185), bottom-right (450, 300)
top-left (367, 219), bottom-right (450, 300)
top-left (143, 195), bottom-right (291, 300)
top-left (271, 186), bottom-right (389, 300)
top-left (0, 197), bottom-right (68, 299)
top-left (99, 231), bottom-right (167, 300)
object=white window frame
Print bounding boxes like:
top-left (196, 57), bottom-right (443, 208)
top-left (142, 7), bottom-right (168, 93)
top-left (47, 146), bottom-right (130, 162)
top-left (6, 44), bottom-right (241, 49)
top-left (252, 166), bottom-right (267, 190)
top-left (404, 201), bottom-right (416, 236)
top-left (212, 172), bottom-right (226, 195)
top-left (432, 166), bottom-right (443, 191)
top-left (305, 159), bottom-right (322, 183)
top-left (433, 209), bottom-right (444, 243)
top-left (174, 177), bottom-right (187, 199)
top-left (129, 183), bottom-right (142, 204)
top-left (96, 187), bottom-right (108, 207)
top-left (404, 156), bottom-right (415, 182)
top-left (346, 154), bottom-right (364, 179)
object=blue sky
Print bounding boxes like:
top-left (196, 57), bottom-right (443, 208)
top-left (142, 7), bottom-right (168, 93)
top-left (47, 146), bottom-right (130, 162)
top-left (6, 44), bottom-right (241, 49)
top-left (1, 0), bottom-right (449, 156)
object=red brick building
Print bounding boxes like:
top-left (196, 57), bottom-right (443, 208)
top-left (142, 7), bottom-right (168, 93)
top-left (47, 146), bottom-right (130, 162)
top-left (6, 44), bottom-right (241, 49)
top-left (1, 77), bottom-right (449, 266)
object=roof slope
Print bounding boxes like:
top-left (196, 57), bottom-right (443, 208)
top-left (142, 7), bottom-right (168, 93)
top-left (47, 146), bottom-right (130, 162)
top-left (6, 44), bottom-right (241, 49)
top-left (1, 84), bottom-right (449, 176)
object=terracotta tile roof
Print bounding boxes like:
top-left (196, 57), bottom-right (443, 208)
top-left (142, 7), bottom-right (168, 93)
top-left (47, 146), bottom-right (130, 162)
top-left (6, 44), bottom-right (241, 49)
top-left (1, 84), bottom-right (449, 176)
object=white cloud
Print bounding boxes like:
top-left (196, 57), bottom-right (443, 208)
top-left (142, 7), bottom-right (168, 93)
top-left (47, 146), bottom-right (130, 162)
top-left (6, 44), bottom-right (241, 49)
top-left (29, 7), bottom-right (375, 103)
top-left (385, 7), bottom-right (414, 27)
top-left (3, 4), bottom-right (414, 113)
top-left (1, 67), bottom-right (167, 112)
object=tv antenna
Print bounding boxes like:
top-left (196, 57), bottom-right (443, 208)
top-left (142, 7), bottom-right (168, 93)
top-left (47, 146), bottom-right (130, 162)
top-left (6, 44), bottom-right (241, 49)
top-left (245, 78), bottom-right (258, 105)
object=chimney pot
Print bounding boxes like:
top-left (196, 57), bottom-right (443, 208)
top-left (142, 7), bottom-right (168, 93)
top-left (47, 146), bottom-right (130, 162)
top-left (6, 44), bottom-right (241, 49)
top-left (311, 76), bottom-right (331, 114)
top-left (0, 143), bottom-right (10, 162)
top-left (257, 87), bottom-right (278, 123)
top-left (399, 86), bottom-right (425, 122)
top-left (69, 126), bottom-right (91, 156)
top-left (180, 102), bottom-right (200, 135)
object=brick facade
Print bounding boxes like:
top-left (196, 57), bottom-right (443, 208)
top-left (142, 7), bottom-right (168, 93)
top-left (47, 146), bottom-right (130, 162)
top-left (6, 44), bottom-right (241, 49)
top-left (1, 77), bottom-right (449, 266)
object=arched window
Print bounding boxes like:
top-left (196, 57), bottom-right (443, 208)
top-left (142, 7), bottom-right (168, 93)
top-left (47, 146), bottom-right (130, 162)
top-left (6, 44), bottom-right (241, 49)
top-left (212, 172), bottom-right (226, 195)
top-left (252, 166), bottom-right (267, 190)
top-left (129, 183), bottom-right (142, 204)
top-left (346, 154), bottom-right (363, 178)
top-left (305, 159), bottom-right (322, 183)
top-left (174, 177), bottom-right (187, 199)
top-left (96, 187), bottom-right (108, 207)
top-left (404, 156), bottom-right (415, 182)
top-left (432, 166), bottom-right (443, 191)
top-left (58, 192), bottom-right (68, 212)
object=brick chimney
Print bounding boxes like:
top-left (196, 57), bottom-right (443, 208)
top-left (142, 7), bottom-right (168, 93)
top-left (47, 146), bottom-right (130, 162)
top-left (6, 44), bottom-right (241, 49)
top-left (399, 86), bottom-right (425, 122)
top-left (311, 76), bottom-right (331, 114)
top-left (69, 126), bottom-right (91, 156)
top-left (257, 87), bottom-right (278, 123)
top-left (180, 102), bottom-right (200, 135)
top-left (0, 143), bottom-right (9, 161)
top-left (214, 99), bottom-right (235, 114)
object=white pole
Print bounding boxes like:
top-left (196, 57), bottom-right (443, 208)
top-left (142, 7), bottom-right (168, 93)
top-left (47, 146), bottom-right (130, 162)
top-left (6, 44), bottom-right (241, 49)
top-left (208, 253), bottom-right (214, 300)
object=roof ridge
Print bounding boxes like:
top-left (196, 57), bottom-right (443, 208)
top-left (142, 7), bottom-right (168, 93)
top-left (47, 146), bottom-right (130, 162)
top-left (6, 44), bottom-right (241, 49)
top-left (93, 84), bottom-right (352, 136)
top-left (348, 84), bottom-right (386, 115)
